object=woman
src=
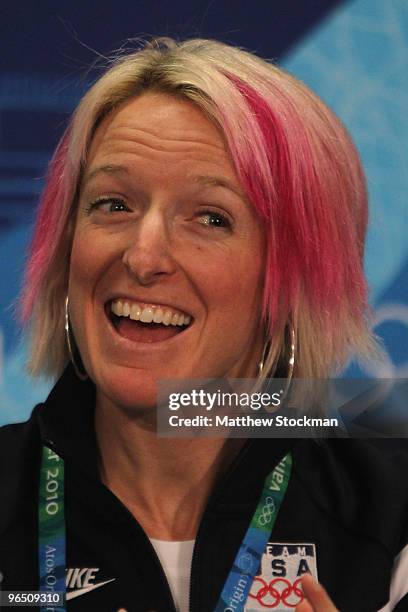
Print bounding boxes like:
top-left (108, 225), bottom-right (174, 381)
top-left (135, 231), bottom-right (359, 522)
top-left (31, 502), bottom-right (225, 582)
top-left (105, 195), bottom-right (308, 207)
top-left (0, 38), bottom-right (407, 612)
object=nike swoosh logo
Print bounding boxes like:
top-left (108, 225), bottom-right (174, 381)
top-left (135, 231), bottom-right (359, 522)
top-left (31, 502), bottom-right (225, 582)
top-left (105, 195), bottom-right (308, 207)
top-left (66, 578), bottom-right (116, 600)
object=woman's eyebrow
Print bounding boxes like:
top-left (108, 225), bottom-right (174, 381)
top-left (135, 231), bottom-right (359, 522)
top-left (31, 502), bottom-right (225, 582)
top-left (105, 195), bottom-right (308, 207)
top-left (82, 164), bottom-right (129, 187)
top-left (192, 175), bottom-right (246, 201)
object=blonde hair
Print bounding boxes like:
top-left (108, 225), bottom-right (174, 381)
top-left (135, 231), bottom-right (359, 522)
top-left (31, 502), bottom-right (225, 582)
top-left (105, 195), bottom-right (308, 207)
top-left (21, 37), bottom-right (379, 381)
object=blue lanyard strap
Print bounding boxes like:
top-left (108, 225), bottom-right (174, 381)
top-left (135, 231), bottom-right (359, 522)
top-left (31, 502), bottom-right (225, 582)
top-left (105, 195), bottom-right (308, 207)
top-left (214, 452), bottom-right (292, 612)
top-left (38, 446), bottom-right (66, 612)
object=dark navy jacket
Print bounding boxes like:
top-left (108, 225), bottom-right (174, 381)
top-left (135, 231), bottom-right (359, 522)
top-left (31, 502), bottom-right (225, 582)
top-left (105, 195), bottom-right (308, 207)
top-left (1, 365), bottom-right (408, 611)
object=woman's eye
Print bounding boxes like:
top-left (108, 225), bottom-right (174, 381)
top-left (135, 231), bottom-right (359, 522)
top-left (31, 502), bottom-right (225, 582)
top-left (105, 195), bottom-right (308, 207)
top-left (87, 198), bottom-right (129, 213)
top-left (197, 211), bottom-right (231, 229)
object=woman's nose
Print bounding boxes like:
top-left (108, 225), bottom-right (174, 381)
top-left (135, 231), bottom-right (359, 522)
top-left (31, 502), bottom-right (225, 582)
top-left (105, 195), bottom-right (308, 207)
top-left (121, 210), bottom-right (177, 286)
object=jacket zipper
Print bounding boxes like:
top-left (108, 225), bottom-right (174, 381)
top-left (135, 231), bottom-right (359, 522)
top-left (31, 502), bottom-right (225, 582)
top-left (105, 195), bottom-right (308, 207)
top-left (91, 482), bottom-right (179, 612)
top-left (188, 440), bottom-right (253, 612)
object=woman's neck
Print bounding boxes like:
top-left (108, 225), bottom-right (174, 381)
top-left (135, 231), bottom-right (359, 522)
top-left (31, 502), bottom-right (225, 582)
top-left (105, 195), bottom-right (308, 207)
top-left (95, 391), bottom-right (245, 540)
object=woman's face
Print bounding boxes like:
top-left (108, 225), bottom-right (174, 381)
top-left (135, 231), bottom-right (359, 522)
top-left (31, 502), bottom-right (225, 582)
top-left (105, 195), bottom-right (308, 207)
top-left (69, 92), bottom-right (265, 410)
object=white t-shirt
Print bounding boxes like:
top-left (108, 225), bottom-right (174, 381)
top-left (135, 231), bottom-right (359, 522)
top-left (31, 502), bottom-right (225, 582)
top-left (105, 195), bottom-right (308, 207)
top-left (150, 538), bottom-right (195, 612)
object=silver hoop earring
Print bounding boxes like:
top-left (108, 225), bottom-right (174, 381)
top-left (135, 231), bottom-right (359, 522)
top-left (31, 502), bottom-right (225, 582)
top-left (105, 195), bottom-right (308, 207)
top-left (284, 325), bottom-right (296, 397)
top-left (258, 325), bottom-right (296, 396)
top-left (64, 296), bottom-right (88, 381)
top-left (258, 341), bottom-right (270, 375)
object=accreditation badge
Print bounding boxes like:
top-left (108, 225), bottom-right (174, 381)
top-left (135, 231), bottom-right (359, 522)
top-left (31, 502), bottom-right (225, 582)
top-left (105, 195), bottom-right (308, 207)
top-left (245, 542), bottom-right (318, 611)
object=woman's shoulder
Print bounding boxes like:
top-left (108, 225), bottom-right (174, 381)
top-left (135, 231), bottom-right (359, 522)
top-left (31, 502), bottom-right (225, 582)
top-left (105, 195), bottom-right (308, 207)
top-left (0, 405), bottom-right (43, 460)
top-left (0, 406), bottom-right (43, 533)
top-left (294, 437), bottom-right (408, 492)
top-left (292, 438), bottom-right (408, 556)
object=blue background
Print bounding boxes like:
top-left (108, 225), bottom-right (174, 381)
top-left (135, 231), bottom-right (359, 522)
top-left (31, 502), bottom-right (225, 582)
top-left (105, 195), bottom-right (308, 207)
top-left (0, 0), bottom-right (407, 423)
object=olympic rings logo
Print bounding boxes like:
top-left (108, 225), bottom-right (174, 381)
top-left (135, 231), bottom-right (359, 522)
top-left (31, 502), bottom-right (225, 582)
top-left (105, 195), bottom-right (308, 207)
top-left (248, 577), bottom-right (304, 608)
top-left (257, 497), bottom-right (276, 526)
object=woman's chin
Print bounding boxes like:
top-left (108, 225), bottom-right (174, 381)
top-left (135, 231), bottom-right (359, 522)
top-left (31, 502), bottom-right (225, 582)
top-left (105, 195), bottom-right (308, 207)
top-left (93, 365), bottom-right (159, 415)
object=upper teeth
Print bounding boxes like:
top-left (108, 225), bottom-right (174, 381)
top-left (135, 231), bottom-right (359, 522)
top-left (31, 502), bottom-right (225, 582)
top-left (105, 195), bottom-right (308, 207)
top-left (111, 299), bottom-right (191, 327)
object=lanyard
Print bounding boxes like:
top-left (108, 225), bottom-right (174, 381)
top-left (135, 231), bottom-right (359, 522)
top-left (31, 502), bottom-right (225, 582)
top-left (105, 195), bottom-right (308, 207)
top-left (38, 447), bottom-right (291, 612)
top-left (214, 452), bottom-right (292, 611)
top-left (38, 446), bottom-right (66, 612)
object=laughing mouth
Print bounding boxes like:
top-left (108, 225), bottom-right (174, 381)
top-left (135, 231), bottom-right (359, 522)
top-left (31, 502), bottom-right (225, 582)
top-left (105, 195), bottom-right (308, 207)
top-left (106, 299), bottom-right (192, 343)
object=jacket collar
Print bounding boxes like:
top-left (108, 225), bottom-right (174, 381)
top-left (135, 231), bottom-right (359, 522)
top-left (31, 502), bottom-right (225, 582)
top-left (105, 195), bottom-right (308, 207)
top-left (37, 364), bottom-right (298, 509)
top-left (37, 364), bottom-right (99, 478)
